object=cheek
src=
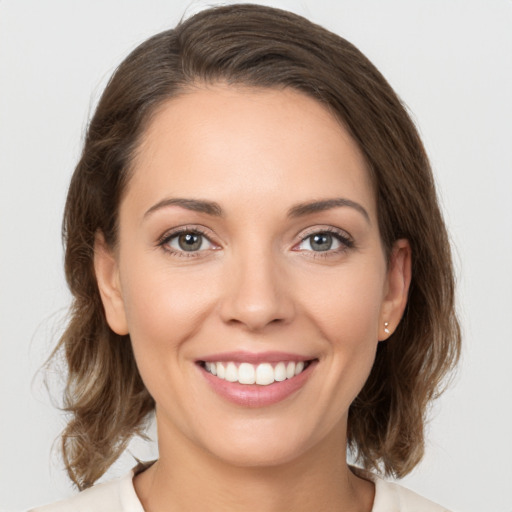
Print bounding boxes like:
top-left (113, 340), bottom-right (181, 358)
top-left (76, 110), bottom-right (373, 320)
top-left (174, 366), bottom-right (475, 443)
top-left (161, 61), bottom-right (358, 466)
top-left (299, 261), bottom-right (385, 344)
top-left (298, 261), bottom-right (386, 406)
top-left (119, 255), bottom-right (221, 362)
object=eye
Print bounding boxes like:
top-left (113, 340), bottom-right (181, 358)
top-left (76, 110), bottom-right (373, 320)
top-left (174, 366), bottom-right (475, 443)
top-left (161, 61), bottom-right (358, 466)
top-left (159, 227), bottom-right (217, 256)
top-left (295, 228), bottom-right (353, 255)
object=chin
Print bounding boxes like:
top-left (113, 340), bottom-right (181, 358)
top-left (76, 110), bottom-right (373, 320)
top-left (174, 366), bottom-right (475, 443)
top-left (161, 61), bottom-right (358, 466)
top-left (209, 439), bottom-right (309, 469)
top-left (196, 417), bottom-right (332, 469)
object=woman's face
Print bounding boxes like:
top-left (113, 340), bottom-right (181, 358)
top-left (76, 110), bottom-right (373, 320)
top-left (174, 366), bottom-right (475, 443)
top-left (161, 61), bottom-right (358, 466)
top-left (96, 85), bottom-right (410, 467)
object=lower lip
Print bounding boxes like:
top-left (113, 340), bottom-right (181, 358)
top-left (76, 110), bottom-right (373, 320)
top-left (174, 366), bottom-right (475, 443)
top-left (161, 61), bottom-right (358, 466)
top-left (199, 361), bottom-right (317, 408)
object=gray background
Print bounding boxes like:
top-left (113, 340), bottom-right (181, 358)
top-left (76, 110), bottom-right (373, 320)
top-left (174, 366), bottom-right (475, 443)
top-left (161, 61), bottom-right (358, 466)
top-left (1, 1), bottom-right (511, 511)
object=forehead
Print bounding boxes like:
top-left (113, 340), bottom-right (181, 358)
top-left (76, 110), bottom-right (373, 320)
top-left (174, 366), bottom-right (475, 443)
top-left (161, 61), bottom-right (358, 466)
top-left (126, 85), bottom-right (376, 220)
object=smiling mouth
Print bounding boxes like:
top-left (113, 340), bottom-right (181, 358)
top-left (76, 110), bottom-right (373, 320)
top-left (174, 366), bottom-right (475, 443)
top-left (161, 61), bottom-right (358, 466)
top-left (199, 360), bottom-right (315, 386)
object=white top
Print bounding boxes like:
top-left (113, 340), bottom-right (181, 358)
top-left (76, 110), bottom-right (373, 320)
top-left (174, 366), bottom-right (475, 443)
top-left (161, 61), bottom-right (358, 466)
top-left (30, 465), bottom-right (451, 512)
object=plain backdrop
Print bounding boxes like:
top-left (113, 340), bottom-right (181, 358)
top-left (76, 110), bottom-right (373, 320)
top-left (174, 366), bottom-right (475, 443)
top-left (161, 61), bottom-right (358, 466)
top-left (1, 1), bottom-right (511, 511)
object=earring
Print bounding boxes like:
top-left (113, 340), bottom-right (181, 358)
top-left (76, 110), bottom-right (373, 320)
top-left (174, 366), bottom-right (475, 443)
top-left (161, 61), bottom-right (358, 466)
top-left (384, 322), bottom-right (390, 334)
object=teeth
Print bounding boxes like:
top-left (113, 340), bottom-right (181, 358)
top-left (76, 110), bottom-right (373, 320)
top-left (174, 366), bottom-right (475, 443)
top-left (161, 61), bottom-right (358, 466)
top-left (203, 360), bottom-right (309, 385)
top-left (238, 363), bottom-right (255, 384)
top-left (225, 362), bottom-right (238, 382)
top-left (256, 363), bottom-right (274, 386)
top-left (274, 362), bottom-right (286, 382)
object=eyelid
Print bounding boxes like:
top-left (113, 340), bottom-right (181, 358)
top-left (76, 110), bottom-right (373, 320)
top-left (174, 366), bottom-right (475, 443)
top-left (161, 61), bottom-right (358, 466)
top-left (292, 226), bottom-right (355, 255)
top-left (296, 225), bottom-right (353, 244)
top-left (157, 225), bottom-right (220, 256)
top-left (156, 224), bottom-right (354, 259)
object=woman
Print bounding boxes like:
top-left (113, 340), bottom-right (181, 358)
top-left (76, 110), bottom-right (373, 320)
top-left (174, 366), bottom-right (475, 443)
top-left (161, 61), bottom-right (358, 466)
top-left (31, 4), bottom-right (460, 511)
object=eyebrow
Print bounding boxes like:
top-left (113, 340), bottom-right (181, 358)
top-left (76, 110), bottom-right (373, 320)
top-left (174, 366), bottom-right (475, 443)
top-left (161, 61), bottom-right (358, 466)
top-left (144, 198), bottom-right (223, 218)
top-left (287, 198), bottom-right (370, 223)
top-left (144, 197), bottom-right (370, 223)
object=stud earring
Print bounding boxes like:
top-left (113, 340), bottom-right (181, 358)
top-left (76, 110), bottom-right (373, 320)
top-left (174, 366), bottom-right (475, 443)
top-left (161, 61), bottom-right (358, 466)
top-left (384, 322), bottom-right (390, 334)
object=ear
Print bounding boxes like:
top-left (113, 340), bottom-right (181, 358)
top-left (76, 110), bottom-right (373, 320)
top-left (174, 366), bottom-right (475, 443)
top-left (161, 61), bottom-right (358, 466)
top-left (379, 239), bottom-right (412, 341)
top-left (94, 231), bottom-right (129, 335)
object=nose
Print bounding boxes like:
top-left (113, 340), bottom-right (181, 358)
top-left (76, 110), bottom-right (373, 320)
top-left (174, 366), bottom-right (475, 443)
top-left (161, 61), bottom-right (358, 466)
top-left (219, 245), bottom-right (295, 332)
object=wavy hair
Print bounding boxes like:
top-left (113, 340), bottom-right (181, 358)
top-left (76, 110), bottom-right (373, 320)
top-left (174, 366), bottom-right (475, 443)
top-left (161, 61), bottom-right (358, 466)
top-left (52, 3), bottom-right (461, 489)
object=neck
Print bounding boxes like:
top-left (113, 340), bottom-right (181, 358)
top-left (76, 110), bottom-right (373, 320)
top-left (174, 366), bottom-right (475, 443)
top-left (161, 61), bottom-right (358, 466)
top-left (134, 418), bottom-right (374, 512)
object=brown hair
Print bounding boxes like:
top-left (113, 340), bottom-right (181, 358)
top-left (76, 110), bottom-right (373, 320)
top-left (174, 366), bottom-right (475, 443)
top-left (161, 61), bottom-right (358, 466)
top-left (54, 3), bottom-right (460, 489)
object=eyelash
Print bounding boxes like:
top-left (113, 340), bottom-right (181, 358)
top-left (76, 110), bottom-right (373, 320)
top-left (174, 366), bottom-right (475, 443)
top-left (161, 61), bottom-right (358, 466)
top-left (295, 227), bottom-right (354, 259)
top-left (157, 226), bottom-right (354, 259)
top-left (157, 226), bottom-right (215, 258)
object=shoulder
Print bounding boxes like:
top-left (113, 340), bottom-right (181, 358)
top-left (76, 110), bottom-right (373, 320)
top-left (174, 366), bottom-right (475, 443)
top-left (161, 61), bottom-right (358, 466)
top-left (374, 478), bottom-right (452, 512)
top-left (28, 471), bottom-right (144, 512)
top-left (351, 466), bottom-right (452, 512)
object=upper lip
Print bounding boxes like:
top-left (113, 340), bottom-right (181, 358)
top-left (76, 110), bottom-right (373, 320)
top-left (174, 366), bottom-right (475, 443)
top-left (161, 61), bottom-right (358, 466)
top-left (197, 351), bottom-right (316, 364)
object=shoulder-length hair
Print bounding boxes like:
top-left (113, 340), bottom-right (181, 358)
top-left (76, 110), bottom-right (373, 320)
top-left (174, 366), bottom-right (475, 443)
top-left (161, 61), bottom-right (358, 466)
top-left (54, 3), bottom-right (460, 489)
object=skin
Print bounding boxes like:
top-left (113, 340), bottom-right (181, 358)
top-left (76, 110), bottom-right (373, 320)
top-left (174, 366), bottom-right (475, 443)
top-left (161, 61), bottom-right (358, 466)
top-left (95, 85), bottom-right (411, 512)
